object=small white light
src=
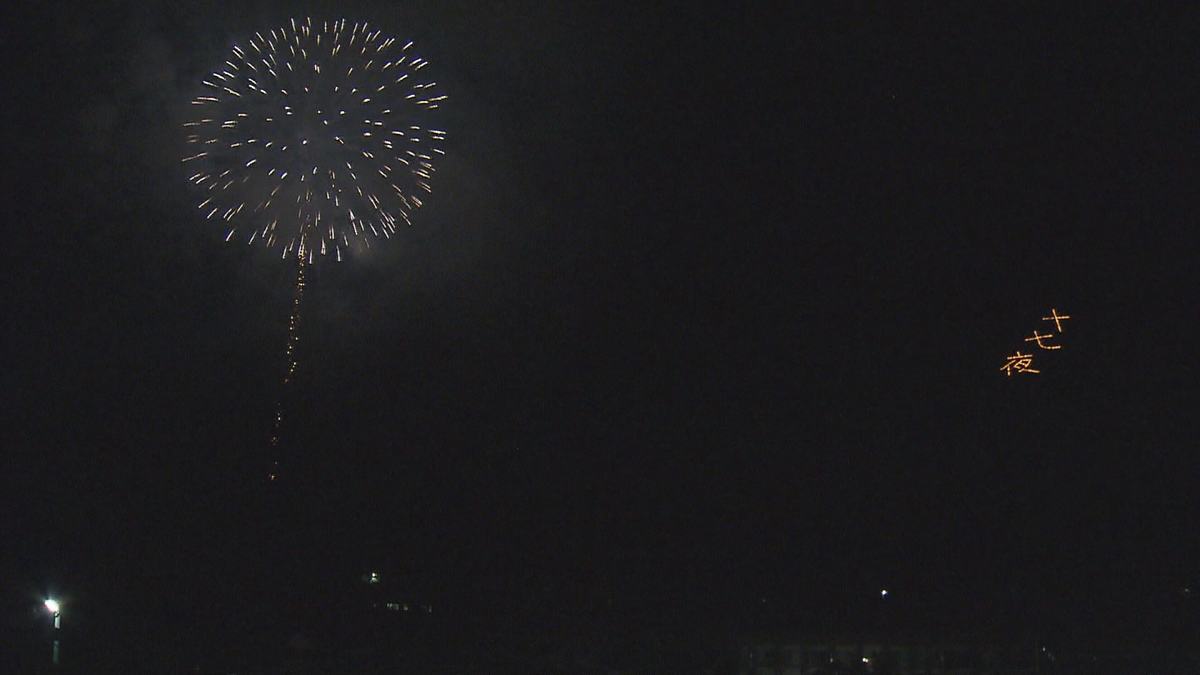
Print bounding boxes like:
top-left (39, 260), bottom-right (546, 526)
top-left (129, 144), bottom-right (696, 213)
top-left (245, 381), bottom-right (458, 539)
top-left (44, 599), bottom-right (60, 614)
top-left (880, 589), bottom-right (888, 597)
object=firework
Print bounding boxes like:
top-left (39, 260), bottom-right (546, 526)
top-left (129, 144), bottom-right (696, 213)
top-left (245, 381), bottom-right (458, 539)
top-left (184, 17), bottom-right (447, 261)
top-left (184, 19), bottom-right (446, 479)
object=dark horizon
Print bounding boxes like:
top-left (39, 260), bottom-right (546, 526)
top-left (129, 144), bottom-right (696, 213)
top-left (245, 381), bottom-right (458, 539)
top-left (4, 2), bottom-right (1200, 672)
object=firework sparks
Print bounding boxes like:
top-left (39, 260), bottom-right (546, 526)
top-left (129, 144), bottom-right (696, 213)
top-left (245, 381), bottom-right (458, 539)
top-left (184, 17), bottom-right (446, 261)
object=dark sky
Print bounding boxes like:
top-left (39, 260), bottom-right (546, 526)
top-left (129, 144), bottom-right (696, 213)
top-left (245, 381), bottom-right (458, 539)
top-left (4, 2), bottom-right (1200, 671)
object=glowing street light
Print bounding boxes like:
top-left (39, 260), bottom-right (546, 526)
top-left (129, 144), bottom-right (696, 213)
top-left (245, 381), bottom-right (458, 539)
top-left (44, 598), bottom-right (61, 665)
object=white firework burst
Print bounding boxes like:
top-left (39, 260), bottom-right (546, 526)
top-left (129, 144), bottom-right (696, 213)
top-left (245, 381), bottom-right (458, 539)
top-left (183, 17), bottom-right (447, 261)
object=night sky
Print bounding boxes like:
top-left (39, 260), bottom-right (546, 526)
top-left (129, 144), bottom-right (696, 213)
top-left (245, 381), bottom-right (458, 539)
top-left (4, 2), bottom-right (1200, 672)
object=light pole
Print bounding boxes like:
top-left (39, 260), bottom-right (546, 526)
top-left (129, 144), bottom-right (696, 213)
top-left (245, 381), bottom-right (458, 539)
top-left (44, 599), bottom-right (60, 666)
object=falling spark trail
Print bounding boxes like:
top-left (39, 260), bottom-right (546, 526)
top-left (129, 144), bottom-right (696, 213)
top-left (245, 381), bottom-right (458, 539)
top-left (268, 247), bottom-right (308, 480)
